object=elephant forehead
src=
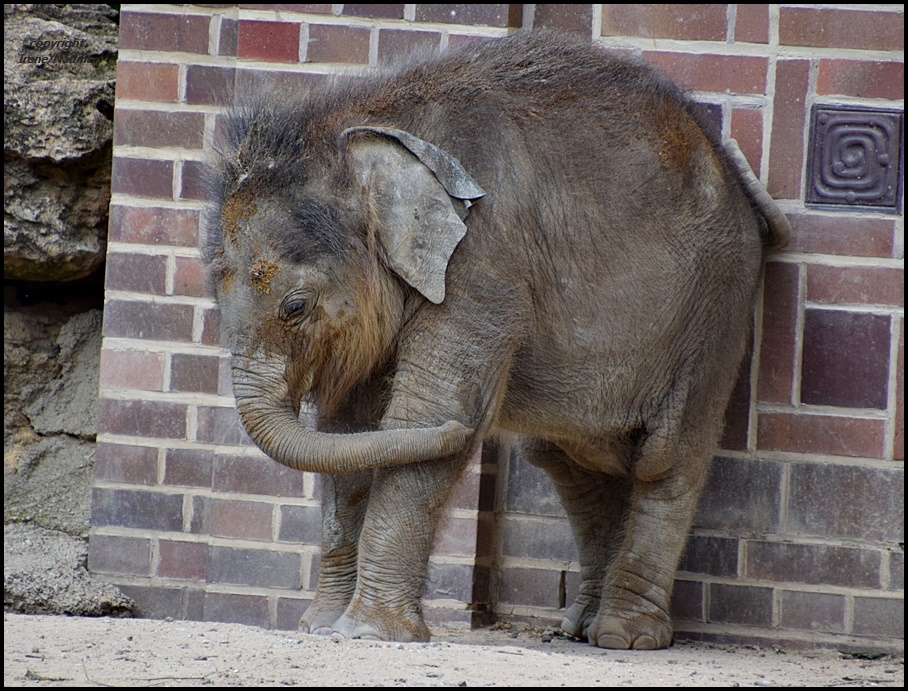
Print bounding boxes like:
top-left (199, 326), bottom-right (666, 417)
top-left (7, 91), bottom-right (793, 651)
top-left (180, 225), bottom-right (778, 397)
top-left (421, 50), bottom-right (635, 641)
top-left (249, 257), bottom-right (280, 295)
top-left (220, 189), bottom-right (258, 245)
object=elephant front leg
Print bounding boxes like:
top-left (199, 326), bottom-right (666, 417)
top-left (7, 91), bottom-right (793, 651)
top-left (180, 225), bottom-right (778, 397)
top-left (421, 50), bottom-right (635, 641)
top-left (330, 454), bottom-right (472, 641)
top-left (590, 468), bottom-right (707, 650)
top-left (300, 470), bottom-right (372, 635)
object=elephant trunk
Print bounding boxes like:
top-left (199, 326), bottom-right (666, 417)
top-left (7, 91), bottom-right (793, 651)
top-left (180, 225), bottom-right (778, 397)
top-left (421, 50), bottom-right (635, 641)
top-left (231, 354), bottom-right (472, 473)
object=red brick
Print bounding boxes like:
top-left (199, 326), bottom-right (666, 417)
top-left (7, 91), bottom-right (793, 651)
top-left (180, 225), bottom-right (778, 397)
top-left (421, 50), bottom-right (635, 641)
top-left (853, 597), bottom-right (904, 638)
top-left (446, 451), bottom-right (484, 510)
top-left (642, 52), bottom-right (767, 95)
top-left (179, 160), bottom-right (212, 202)
top-left (767, 60), bottom-right (809, 201)
top-left (788, 463), bottom-right (903, 541)
top-left (891, 552), bottom-right (904, 591)
top-left (696, 457), bottom-right (782, 533)
top-left (217, 357), bottom-right (232, 397)
top-left (785, 214), bottom-right (895, 258)
top-left (92, 487), bottom-right (186, 530)
top-left (115, 587), bottom-right (186, 620)
top-left (111, 157), bottom-right (174, 199)
top-left (341, 4), bottom-right (404, 19)
top-left (447, 34), bottom-right (500, 51)
top-left (501, 516), bottom-right (575, 562)
top-left (435, 516), bottom-right (480, 557)
top-left (88, 534), bottom-right (153, 575)
top-left (98, 398), bottom-right (188, 440)
top-left (807, 265), bottom-right (904, 308)
top-left (201, 307), bottom-right (223, 346)
top-left (758, 262), bottom-right (799, 405)
top-left (802, 310), bottom-right (890, 409)
top-left (277, 504), bottom-right (321, 545)
top-left (109, 206), bottom-right (199, 247)
top-left (758, 412), bottom-right (886, 458)
top-left (679, 536), bottom-right (739, 577)
top-left (747, 541), bottom-right (880, 588)
top-left (211, 499), bottom-right (274, 541)
top-left (817, 60), bottom-right (904, 101)
top-left (426, 562), bottom-right (476, 603)
top-left (164, 448), bottom-right (214, 488)
top-left (211, 453), bottom-right (305, 496)
top-left (237, 20), bottom-right (300, 63)
top-left (535, 4), bottom-right (594, 35)
top-left (115, 62), bottom-right (179, 102)
top-left (377, 29), bottom-right (441, 63)
top-left (93, 442), bottom-right (158, 485)
top-left (158, 540), bottom-right (208, 580)
top-left (197, 406), bottom-right (255, 446)
top-left (730, 108), bottom-right (763, 175)
top-left (708, 584), bottom-right (773, 627)
top-left (602, 4), bottom-right (727, 41)
top-left (780, 591), bottom-right (846, 633)
top-left (274, 596), bottom-right (314, 631)
top-left (185, 65), bottom-right (237, 106)
top-left (100, 349), bottom-right (165, 391)
top-left (218, 17), bottom-right (237, 57)
top-left (780, 7), bottom-right (904, 52)
top-left (102, 300), bottom-right (195, 342)
top-left (306, 24), bottom-right (370, 64)
top-left (114, 109), bottom-right (205, 149)
top-left (119, 12), bottom-right (210, 54)
top-left (498, 567), bottom-right (562, 608)
top-left (173, 255), bottom-right (214, 298)
top-left (171, 353), bottom-right (220, 394)
top-left (233, 68), bottom-right (328, 97)
top-left (415, 4), bottom-right (510, 27)
top-left (720, 344), bottom-right (753, 451)
top-left (203, 592), bottom-right (270, 627)
top-left (240, 4), bottom-right (330, 11)
top-left (734, 4), bottom-right (769, 44)
top-left (895, 320), bottom-right (904, 461)
top-left (671, 580), bottom-right (704, 622)
top-left (209, 546), bottom-right (301, 588)
top-left (105, 252), bottom-right (167, 295)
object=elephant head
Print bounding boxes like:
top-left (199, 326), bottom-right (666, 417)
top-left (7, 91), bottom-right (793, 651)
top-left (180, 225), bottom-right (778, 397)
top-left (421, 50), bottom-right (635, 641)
top-left (206, 118), bottom-right (485, 473)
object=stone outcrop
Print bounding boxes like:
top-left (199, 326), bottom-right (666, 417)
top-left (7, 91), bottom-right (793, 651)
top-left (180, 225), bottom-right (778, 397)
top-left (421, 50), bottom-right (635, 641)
top-left (4, 5), bottom-right (132, 618)
top-left (4, 4), bottom-right (118, 281)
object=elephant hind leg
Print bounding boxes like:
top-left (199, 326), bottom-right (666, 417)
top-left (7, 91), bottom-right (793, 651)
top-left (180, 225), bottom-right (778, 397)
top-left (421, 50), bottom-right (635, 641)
top-left (590, 432), bottom-right (713, 650)
top-left (519, 438), bottom-right (631, 640)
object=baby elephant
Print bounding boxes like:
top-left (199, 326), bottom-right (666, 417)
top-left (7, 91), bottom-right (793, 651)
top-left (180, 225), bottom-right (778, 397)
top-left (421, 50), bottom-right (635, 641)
top-left (206, 30), bottom-right (788, 648)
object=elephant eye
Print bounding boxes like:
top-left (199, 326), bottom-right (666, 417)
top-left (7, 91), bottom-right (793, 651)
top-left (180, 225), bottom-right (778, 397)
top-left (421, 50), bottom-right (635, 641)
top-left (281, 294), bottom-right (313, 321)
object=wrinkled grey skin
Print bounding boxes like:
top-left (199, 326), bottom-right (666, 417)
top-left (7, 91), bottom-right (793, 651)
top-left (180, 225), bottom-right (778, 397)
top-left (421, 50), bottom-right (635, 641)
top-left (205, 31), bottom-right (788, 648)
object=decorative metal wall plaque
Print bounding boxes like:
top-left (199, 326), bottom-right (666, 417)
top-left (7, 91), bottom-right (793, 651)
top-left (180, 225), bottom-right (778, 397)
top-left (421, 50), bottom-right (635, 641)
top-left (806, 105), bottom-right (903, 212)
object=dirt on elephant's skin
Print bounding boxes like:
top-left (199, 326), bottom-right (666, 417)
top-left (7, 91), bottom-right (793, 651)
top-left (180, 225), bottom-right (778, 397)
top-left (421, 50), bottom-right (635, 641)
top-left (3, 613), bottom-right (903, 687)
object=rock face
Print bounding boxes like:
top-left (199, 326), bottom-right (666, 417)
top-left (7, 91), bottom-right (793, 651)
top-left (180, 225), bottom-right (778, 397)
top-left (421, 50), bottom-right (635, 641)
top-left (4, 4), bottom-right (118, 281)
top-left (4, 5), bottom-right (132, 618)
top-left (4, 287), bottom-right (102, 535)
top-left (4, 523), bottom-right (133, 616)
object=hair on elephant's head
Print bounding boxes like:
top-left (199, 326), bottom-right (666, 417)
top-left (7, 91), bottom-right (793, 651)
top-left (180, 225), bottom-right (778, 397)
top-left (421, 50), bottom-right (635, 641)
top-left (204, 97), bottom-right (482, 474)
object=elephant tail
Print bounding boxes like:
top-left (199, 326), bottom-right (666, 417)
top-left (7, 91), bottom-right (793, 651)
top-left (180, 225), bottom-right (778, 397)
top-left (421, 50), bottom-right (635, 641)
top-left (723, 139), bottom-right (791, 251)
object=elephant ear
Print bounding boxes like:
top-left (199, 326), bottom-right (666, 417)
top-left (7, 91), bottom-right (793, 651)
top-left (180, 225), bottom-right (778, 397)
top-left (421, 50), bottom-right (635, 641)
top-left (343, 126), bottom-right (485, 304)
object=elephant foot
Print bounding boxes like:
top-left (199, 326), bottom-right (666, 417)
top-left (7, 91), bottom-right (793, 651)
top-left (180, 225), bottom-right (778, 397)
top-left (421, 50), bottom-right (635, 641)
top-left (560, 591), bottom-right (601, 639)
top-left (330, 601), bottom-right (431, 642)
top-left (299, 599), bottom-right (349, 636)
top-left (588, 603), bottom-right (673, 650)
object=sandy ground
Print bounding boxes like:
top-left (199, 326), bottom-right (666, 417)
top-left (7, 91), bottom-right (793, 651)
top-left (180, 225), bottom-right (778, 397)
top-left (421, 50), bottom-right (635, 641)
top-left (4, 613), bottom-right (902, 687)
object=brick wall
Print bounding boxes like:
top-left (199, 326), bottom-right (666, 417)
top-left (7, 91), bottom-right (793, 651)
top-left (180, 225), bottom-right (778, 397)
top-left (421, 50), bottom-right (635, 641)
top-left (91, 4), bottom-right (903, 651)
